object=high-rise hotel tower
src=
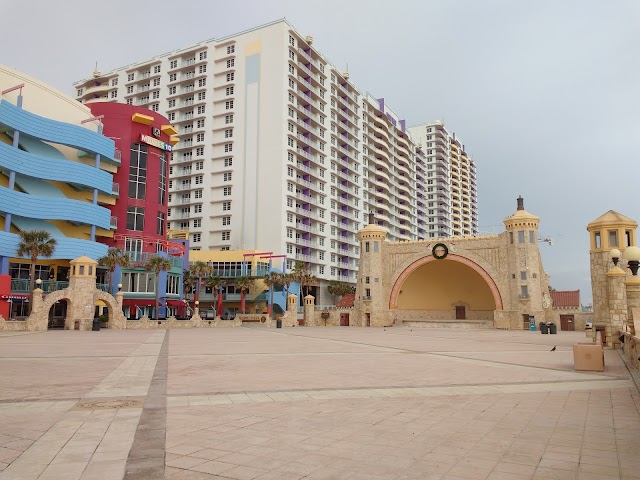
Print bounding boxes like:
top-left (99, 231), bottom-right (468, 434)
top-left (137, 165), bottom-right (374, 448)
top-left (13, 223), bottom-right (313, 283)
top-left (73, 19), bottom-right (478, 289)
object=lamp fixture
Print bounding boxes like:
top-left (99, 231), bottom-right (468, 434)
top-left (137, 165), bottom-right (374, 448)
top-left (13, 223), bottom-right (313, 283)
top-left (610, 248), bottom-right (621, 267)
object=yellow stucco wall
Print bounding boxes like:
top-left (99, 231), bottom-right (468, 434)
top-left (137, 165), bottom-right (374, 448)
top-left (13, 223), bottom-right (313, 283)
top-left (396, 259), bottom-right (496, 310)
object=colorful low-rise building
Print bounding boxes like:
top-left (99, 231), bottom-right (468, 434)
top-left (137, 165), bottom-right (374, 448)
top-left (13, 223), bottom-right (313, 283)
top-left (0, 66), bottom-right (118, 321)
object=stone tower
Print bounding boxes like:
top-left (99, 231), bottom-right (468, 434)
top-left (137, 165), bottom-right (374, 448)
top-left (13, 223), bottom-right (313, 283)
top-left (502, 196), bottom-right (548, 328)
top-left (354, 214), bottom-right (389, 327)
top-left (587, 211), bottom-right (638, 343)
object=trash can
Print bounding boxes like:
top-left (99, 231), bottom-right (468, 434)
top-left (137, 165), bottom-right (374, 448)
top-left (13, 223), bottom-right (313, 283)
top-left (549, 322), bottom-right (557, 335)
top-left (540, 322), bottom-right (549, 334)
top-left (276, 319), bottom-right (282, 329)
top-left (92, 319), bottom-right (101, 331)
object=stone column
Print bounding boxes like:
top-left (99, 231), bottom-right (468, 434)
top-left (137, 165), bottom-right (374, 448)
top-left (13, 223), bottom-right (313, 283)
top-left (303, 295), bottom-right (315, 326)
top-left (625, 276), bottom-right (640, 335)
top-left (607, 266), bottom-right (627, 347)
top-left (287, 294), bottom-right (297, 314)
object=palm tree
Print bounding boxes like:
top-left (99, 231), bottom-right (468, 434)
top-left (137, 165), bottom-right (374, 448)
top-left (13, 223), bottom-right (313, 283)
top-left (182, 269), bottom-right (195, 300)
top-left (16, 230), bottom-right (57, 313)
top-left (263, 272), bottom-right (283, 319)
top-left (327, 281), bottom-right (356, 301)
top-left (205, 275), bottom-right (224, 316)
top-left (145, 255), bottom-right (172, 319)
top-left (189, 261), bottom-right (211, 302)
top-left (234, 275), bottom-right (253, 314)
top-left (282, 273), bottom-right (294, 300)
top-left (98, 248), bottom-right (130, 294)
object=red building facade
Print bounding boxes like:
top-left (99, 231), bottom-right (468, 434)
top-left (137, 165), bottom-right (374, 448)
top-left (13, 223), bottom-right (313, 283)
top-left (88, 103), bottom-right (186, 318)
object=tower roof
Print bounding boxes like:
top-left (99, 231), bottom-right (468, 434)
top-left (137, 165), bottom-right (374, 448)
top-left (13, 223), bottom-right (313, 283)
top-left (503, 196), bottom-right (539, 228)
top-left (587, 210), bottom-right (637, 230)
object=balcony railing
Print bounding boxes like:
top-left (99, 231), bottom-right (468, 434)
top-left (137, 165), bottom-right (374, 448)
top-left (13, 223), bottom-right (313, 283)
top-left (110, 216), bottom-right (118, 229)
top-left (10, 280), bottom-right (110, 294)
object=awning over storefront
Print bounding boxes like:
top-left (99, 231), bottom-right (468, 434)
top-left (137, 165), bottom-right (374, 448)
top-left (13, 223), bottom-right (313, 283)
top-left (121, 299), bottom-right (154, 307)
top-left (166, 299), bottom-right (188, 307)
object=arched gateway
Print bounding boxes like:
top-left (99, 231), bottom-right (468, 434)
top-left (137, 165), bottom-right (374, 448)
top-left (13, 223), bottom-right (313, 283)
top-left (27, 256), bottom-right (126, 331)
top-left (352, 198), bottom-right (555, 330)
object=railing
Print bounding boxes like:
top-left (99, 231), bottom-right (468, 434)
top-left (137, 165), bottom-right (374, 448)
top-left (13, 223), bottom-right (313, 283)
top-left (112, 182), bottom-right (119, 195)
top-left (208, 268), bottom-right (270, 278)
top-left (110, 216), bottom-right (118, 228)
top-left (127, 251), bottom-right (182, 269)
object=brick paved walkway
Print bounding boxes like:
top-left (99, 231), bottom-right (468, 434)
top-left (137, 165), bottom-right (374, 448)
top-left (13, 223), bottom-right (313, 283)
top-left (0, 327), bottom-right (638, 479)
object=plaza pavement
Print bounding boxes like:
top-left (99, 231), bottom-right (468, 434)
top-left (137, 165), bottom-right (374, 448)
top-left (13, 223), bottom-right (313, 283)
top-left (0, 326), bottom-right (638, 480)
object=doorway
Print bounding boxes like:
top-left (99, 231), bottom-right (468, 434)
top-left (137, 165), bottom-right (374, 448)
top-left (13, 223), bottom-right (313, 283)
top-left (560, 315), bottom-right (575, 331)
top-left (340, 313), bottom-right (350, 326)
top-left (48, 300), bottom-right (68, 329)
top-left (455, 306), bottom-right (466, 320)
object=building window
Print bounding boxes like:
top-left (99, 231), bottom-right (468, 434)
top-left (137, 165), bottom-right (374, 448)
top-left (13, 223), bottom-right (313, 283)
top-left (196, 147), bottom-right (204, 156)
top-left (594, 232), bottom-right (601, 249)
top-left (199, 51), bottom-right (207, 60)
top-left (223, 172), bottom-right (232, 182)
top-left (222, 201), bottom-right (231, 211)
top-left (192, 233), bottom-right (201, 243)
top-left (122, 272), bottom-right (155, 293)
top-left (127, 73), bottom-right (134, 81)
top-left (224, 157), bottom-right (233, 167)
top-left (157, 212), bottom-right (165, 235)
top-left (111, 78), bottom-right (118, 86)
top-left (223, 187), bottom-right (232, 196)
top-left (197, 105), bottom-right (205, 114)
top-left (520, 285), bottom-right (529, 298)
top-left (222, 231), bottom-right (230, 241)
top-left (197, 119), bottom-right (205, 128)
top-left (608, 230), bottom-right (618, 248)
top-left (224, 143), bottom-right (233, 152)
top-left (129, 143), bottom-right (147, 199)
top-left (195, 189), bottom-right (202, 199)
top-left (225, 100), bottom-right (234, 110)
top-left (126, 86), bottom-right (133, 94)
top-left (194, 204), bottom-right (202, 213)
top-left (225, 114), bottom-right (234, 124)
top-left (126, 207), bottom-right (145, 231)
top-left (529, 230), bottom-right (535, 244)
top-left (226, 72), bottom-right (234, 82)
top-left (222, 216), bottom-right (231, 226)
top-left (518, 231), bottom-right (525, 244)
top-left (226, 59), bottom-right (234, 69)
top-left (199, 64), bottom-right (207, 74)
top-left (195, 175), bottom-right (203, 185)
top-left (198, 78), bottom-right (206, 87)
top-left (158, 152), bottom-right (167, 205)
top-left (153, 65), bottom-right (161, 74)
top-left (169, 73), bottom-right (177, 82)
top-left (110, 91), bottom-right (117, 98)
top-left (365, 242), bottom-right (370, 253)
top-left (509, 231), bottom-right (514, 244)
top-left (520, 271), bottom-right (527, 281)
top-left (227, 45), bottom-right (235, 54)
top-left (224, 129), bottom-right (233, 138)
top-left (226, 86), bottom-right (234, 96)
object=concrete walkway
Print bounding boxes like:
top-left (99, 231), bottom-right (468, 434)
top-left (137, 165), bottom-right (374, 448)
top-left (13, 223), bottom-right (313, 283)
top-left (0, 327), bottom-right (638, 479)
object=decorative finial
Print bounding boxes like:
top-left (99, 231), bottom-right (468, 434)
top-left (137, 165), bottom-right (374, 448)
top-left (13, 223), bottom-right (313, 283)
top-left (368, 211), bottom-right (375, 225)
top-left (517, 196), bottom-right (524, 211)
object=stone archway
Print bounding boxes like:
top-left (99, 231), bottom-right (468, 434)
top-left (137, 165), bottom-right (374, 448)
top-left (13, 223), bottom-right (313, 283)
top-left (27, 288), bottom-right (125, 331)
top-left (389, 254), bottom-right (503, 315)
top-left (93, 290), bottom-right (126, 329)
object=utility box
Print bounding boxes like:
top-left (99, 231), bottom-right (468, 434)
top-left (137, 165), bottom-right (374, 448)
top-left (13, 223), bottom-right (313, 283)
top-left (573, 343), bottom-right (604, 372)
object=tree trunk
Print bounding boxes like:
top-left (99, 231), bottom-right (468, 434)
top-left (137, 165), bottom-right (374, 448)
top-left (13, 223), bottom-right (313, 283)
top-left (241, 291), bottom-right (246, 314)
top-left (155, 275), bottom-right (160, 319)
top-left (28, 257), bottom-right (36, 314)
top-left (269, 286), bottom-right (274, 319)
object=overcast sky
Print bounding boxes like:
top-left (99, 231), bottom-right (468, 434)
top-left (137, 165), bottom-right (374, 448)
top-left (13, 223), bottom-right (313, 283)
top-left (3, 0), bottom-right (638, 302)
